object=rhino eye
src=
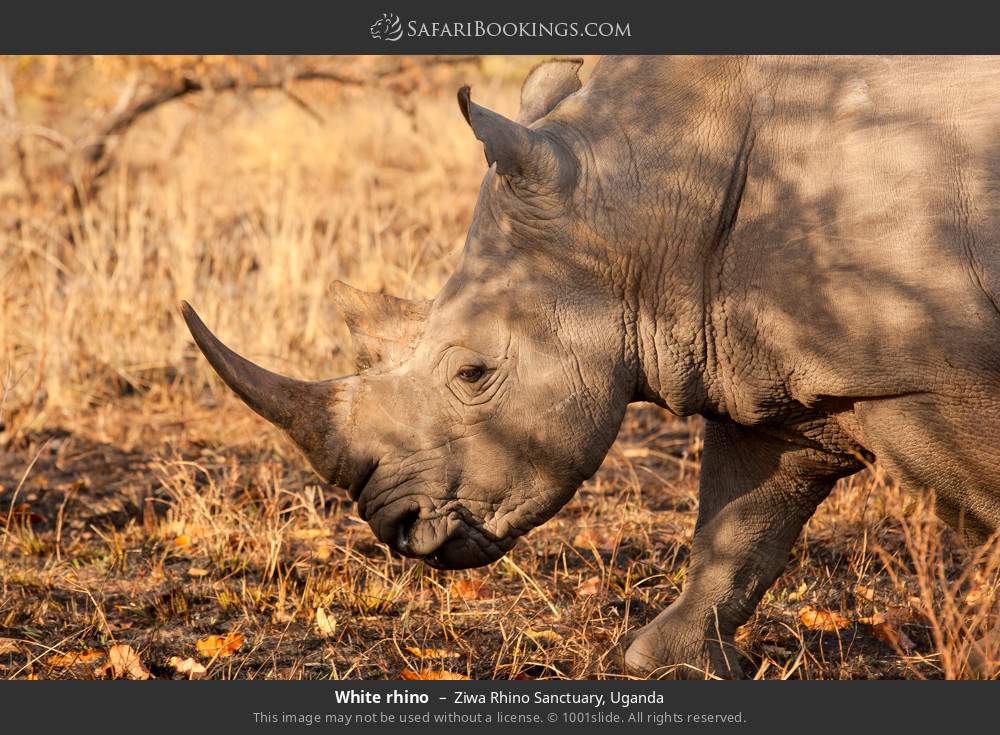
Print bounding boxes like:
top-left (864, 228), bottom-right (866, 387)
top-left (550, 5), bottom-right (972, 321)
top-left (456, 365), bottom-right (486, 383)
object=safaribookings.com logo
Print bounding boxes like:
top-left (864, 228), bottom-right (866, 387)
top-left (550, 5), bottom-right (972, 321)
top-left (370, 13), bottom-right (404, 41)
top-left (370, 13), bottom-right (631, 42)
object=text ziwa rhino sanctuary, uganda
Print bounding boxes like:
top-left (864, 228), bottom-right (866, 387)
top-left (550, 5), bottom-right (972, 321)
top-left (182, 55), bottom-right (1000, 678)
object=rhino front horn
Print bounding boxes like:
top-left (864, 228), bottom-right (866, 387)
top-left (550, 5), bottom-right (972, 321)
top-left (180, 301), bottom-right (353, 483)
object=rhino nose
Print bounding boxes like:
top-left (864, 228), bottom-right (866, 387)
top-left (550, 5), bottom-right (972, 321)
top-left (394, 509), bottom-right (420, 556)
top-left (384, 508), bottom-right (452, 559)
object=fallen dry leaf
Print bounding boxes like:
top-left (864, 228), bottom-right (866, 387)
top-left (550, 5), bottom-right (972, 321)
top-left (196, 632), bottom-right (244, 659)
top-left (169, 656), bottom-right (208, 680)
top-left (858, 613), bottom-right (915, 652)
top-left (872, 621), bottom-right (916, 652)
top-left (314, 606), bottom-right (336, 637)
top-left (964, 587), bottom-right (985, 606)
top-left (525, 629), bottom-right (563, 646)
top-left (857, 612), bottom-right (885, 626)
top-left (94, 644), bottom-right (150, 680)
top-left (0, 638), bottom-right (19, 654)
top-left (798, 605), bottom-right (852, 632)
top-left (404, 646), bottom-right (460, 659)
top-left (47, 649), bottom-right (104, 668)
top-left (311, 542), bottom-right (333, 562)
top-left (853, 584), bottom-right (876, 602)
top-left (400, 668), bottom-right (470, 680)
top-left (576, 575), bottom-right (603, 597)
top-left (963, 581), bottom-right (994, 607)
top-left (9, 504), bottom-right (46, 524)
top-left (573, 527), bottom-right (617, 551)
top-left (449, 578), bottom-right (489, 600)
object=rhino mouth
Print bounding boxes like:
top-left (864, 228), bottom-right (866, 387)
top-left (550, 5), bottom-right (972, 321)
top-left (357, 479), bottom-right (516, 569)
top-left (423, 534), bottom-right (513, 570)
top-left (418, 519), bottom-right (517, 570)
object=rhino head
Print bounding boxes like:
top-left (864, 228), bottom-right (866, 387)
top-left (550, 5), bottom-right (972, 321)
top-left (182, 59), bottom-right (634, 569)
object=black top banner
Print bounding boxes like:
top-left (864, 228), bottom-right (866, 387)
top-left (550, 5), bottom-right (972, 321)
top-left (2, 0), bottom-right (998, 54)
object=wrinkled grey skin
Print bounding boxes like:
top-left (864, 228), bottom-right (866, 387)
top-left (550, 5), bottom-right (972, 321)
top-left (183, 56), bottom-right (1000, 677)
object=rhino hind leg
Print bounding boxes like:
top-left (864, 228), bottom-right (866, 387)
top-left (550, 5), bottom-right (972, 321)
top-left (854, 392), bottom-right (1000, 677)
top-left (625, 419), bottom-right (859, 679)
top-left (854, 392), bottom-right (1000, 543)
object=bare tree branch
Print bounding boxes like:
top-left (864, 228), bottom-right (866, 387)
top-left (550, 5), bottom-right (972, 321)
top-left (72, 55), bottom-right (479, 209)
top-left (281, 86), bottom-right (326, 124)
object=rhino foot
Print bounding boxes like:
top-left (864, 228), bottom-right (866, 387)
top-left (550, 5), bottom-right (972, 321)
top-left (623, 615), bottom-right (746, 680)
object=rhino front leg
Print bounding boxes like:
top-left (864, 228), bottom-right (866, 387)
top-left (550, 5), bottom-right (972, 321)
top-left (625, 418), bottom-right (857, 678)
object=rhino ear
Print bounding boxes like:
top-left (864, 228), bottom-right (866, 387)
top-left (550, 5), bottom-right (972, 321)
top-left (331, 281), bottom-right (431, 371)
top-left (457, 86), bottom-right (575, 188)
top-left (517, 58), bottom-right (583, 125)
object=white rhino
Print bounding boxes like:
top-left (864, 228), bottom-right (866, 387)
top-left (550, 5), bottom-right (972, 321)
top-left (182, 56), bottom-right (1000, 677)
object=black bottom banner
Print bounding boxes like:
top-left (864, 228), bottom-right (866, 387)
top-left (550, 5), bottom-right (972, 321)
top-left (1, 680), bottom-right (990, 733)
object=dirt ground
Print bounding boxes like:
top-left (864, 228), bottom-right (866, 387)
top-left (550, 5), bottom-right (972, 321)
top-left (1, 55), bottom-right (997, 679)
top-left (2, 397), bottom-right (993, 679)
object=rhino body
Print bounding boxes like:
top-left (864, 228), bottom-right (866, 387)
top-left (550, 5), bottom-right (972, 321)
top-left (183, 56), bottom-right (1000, 677)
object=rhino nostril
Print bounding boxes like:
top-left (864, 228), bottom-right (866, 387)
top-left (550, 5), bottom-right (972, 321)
top-left (395, 509), bottom-right (420, 555)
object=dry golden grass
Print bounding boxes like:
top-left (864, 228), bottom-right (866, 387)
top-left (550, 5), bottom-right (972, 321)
top-left (0, 56), bottom-right (996, 680)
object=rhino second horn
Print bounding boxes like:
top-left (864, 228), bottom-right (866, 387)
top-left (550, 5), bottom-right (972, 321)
top-left (179, 301), bottom-right (338, 458)
top-left (330, 281), bottom-right (432, 370)
top-left (457, 85), bottom-right (576, 190)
